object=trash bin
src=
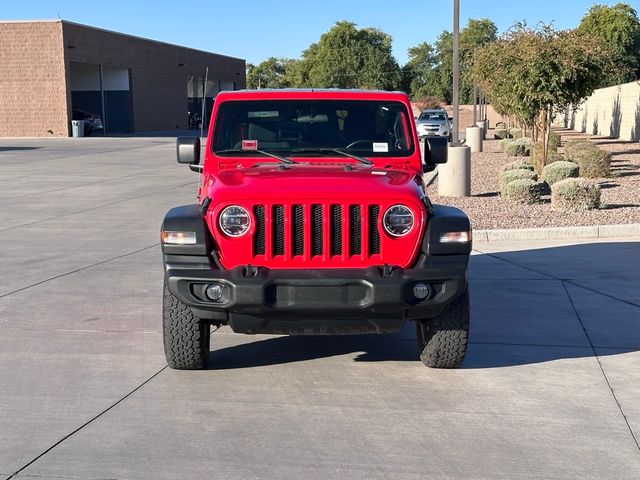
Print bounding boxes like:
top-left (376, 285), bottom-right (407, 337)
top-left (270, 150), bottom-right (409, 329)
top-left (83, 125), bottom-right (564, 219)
top-left (71, 120), bottom-right (85, 138)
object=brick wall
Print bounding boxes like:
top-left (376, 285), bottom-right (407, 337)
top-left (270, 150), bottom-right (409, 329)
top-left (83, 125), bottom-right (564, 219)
top-left (62, 22), bottom-right (246, 132)
top-left (0, 21), bottom-right (69, 137)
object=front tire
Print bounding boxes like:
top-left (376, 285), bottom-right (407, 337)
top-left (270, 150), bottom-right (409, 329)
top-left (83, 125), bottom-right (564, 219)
top-left (163, 284), bottom-right (210, 369)
top-left (416, 289), bottom-right (469, 368)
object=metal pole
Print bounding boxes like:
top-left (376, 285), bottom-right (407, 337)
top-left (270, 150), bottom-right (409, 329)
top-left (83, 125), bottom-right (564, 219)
top-left (452, 0), bottom-right (460, 144)
top-left (472, 84), bottom-right (477, 125)
top-left (200, 67), bottom-right (208, 138)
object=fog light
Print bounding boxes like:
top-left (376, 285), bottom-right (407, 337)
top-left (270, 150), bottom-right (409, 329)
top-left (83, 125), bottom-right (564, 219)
top-left (412, 283), bottom-right (431, 300)
top-left (205, 283), bottom-right (224, 301)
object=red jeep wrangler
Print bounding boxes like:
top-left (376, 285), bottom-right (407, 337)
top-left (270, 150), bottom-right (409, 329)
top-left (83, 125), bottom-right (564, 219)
top-left (161, 89), bottom-right (471, 369)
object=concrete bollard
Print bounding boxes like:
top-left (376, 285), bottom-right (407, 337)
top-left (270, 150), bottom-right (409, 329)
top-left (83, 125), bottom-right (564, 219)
top-left (466, 126), bottom-right (483, 153)
top-left (438, 144), bottom-right (471, 197)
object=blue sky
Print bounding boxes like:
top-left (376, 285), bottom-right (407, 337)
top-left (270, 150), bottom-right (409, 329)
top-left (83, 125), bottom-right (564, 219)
top-left (4, 0), bottom-right (639, 65)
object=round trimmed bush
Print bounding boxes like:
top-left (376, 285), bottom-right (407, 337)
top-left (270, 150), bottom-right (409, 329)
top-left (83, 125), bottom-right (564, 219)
top-left (500, 168), bottom-right (538, 194)
top-left (551, 178), bottom-right (601, 211)
top-left (509, 127), bottom-right (524, 139)
top-left (499, 138), bottom-right (513, 152)
top-left (500, 160), bottom-right (534, 173)
top-left (548, 151), bottom-right (565, 163)
top-left (542, 161), bottom-right (580, 186)
top-left (548, 132), bottom-right (561, 152)
top-left (564, 140), bottom-right (595, 160)
top-left (494, 128), bottom-right (509, 139)
top-left (504, 137), bottom-right (532, 157)
top-left (571, 148), bottom-right (611, 178)
top-left (502, 179), bottom-right (542, 204)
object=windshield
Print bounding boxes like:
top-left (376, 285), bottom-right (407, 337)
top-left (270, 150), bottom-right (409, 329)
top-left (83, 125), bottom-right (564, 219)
top-left (419, 111), bottom-right (446, 121)
top-left (212, 100), bottom-right (413, 157)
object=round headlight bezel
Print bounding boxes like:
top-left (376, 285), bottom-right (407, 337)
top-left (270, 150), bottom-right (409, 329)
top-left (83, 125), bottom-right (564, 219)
top-left (218, 205), bottom-right (251, 237)
top-left (383, 204), bottom-right (415, 237)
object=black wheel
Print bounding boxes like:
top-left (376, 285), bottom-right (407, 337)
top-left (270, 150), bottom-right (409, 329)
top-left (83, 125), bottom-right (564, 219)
top-left (416, 289), bottom-right (469, 368)
top-left (163, 284), bottom-right (210, 369)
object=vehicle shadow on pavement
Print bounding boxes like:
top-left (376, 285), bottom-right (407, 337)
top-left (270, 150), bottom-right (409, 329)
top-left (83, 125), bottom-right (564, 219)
top-left (209, 242), bottom-right (639, 370)
top-left (209, 329), bottom-right (419, 369)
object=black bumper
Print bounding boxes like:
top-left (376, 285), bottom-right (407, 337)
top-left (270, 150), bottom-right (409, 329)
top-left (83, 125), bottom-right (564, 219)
top-left (165, 255), bottom-right (468, 335)
top-left (161, 203), bottom-right (471, 335)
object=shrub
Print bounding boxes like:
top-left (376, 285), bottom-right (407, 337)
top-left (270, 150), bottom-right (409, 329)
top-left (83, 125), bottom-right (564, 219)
top-left (500, 168), bottom-right (538, 194)
top-left (548, 151), bottom-right (565, 163)
top-left (548, 131), bottom-right (561, 152)
top-left (502, 179), bottom-right (542, 204)
top-left (564, 140), bottom-right (595, 160)
top-left (531, 142), bottom-right (567, 172)
top-left (504, 137), bottom-right (532, 157)
top-left (494, 128), bottom-right (509, 139)
top-left (500, 160), bottom-right (534, 173)
top-left (542, 161), bottom-right (580, 186)
top-left (551, 178), bottom-right (601, 211)
top-left (509, 127), bottom-right (524, 139)
top-left (570, 147), bottom-right (611, 178)
top-left (499, 138), bottom-right (513, 152)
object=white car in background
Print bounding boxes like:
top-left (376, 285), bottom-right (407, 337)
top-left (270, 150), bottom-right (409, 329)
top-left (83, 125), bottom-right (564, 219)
top-left (416, 109), bottom-right (452, 141)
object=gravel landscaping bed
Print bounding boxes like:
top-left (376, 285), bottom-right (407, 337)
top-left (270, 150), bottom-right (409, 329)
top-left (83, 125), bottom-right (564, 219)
top-left (426, 128), bottom-right (640, 230)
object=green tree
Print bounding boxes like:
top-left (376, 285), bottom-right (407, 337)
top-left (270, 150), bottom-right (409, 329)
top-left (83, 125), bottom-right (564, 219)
top-left (246, 57), bottom-right (297, 89)
top-left (295, 21), bottom-right (401, 90)
top-left (406, 19), bottom-right (497, 103)
top-left (471, 24), bottom-right (615, 168)
top-left (577, 2), bottom-right (640, 85)
top-left (401, 42), bottom-right (439, 99)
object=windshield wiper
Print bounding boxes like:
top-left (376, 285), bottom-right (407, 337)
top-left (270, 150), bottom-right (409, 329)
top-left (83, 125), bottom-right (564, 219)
top-left (214, 148), bottom-right (297, 164)
top-left (291, 148), bottom-right (373, 166)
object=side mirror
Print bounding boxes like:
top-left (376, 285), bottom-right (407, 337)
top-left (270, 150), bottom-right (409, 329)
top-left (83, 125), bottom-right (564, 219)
top-left (176, 137), bottom-right (201, 165)
top-left (424, 136), bottom-right (448, 169)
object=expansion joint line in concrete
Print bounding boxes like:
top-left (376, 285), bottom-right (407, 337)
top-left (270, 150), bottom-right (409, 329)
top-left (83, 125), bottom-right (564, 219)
top-left (0, 243), bottom-right (159, 299)
top-left (474, 249), bottom-right (640, 308)
top-left (5, 366), bottom-right (168, 480)
top-left (0, 180), bottom-right (198, 234)
top-left (561, 282), bottom-right (640, 455)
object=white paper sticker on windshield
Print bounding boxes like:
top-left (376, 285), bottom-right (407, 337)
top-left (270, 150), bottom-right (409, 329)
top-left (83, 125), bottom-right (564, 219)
top-left (373, 142), bottom-right (389, 153)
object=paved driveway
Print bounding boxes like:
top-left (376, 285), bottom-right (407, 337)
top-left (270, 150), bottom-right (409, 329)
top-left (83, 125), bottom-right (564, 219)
top-left (0, 138), bottom-right (639, 479)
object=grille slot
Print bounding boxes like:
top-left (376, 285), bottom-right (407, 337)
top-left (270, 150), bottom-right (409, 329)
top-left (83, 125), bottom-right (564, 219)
top-left (330, 205), bottom-right (342, 256)
top-left (349, 205), bottom-right (362, 255)
top-left (292, 205), bottom-right (304, 256)
top-left (368, 205), bottom-right (380, 255)
top-left (311, 204), bottom-right (323, 256)
top-left (253, 205), bottom-right (265, 255)
top-left (272, 205), bottom-right (285, 256)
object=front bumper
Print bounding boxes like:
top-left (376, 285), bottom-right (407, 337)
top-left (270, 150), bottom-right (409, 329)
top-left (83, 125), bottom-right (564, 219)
top-left (164, 254), bottom-right (468, 335)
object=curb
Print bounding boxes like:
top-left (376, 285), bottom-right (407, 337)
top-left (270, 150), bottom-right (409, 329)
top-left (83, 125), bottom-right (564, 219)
top-left (422, 167), bottom-right (438, 187)
top-left (473, 223), bottom-right (640, 243)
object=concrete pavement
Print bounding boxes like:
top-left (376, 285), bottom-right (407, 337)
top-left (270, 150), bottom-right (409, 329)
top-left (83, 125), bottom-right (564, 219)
top-left (0, 137), bottom-right (639, 479)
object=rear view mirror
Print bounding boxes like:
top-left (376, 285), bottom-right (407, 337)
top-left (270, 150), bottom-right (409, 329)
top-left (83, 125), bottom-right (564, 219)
top-left (424, 136), bottom-right (448, 168)
top-left (176, 137), bottom-right (201, 165)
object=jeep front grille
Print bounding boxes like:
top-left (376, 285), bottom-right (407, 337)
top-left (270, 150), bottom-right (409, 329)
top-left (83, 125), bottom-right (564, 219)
top-left (252, 203), bottom-right (382, 262)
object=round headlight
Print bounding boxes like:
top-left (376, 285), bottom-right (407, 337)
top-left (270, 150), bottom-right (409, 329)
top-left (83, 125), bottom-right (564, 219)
top-left (383, 205), bottom-right (414, 237)
top-left (219, 205), bottom-right (250, 237)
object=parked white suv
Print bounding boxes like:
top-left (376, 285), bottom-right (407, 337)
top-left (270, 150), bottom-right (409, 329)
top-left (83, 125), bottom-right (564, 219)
top-left (416, 109), bottom-right (452, 141)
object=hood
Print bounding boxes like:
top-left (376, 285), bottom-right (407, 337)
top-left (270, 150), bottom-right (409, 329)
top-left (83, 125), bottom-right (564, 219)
top-left (206, 164), bottom-right (424, 203)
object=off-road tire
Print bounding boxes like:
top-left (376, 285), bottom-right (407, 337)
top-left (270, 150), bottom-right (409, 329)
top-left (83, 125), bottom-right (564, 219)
top-left (163, 284), bottom-right (210, 369)
top-left (416, 289), bottom-right (469, 368)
